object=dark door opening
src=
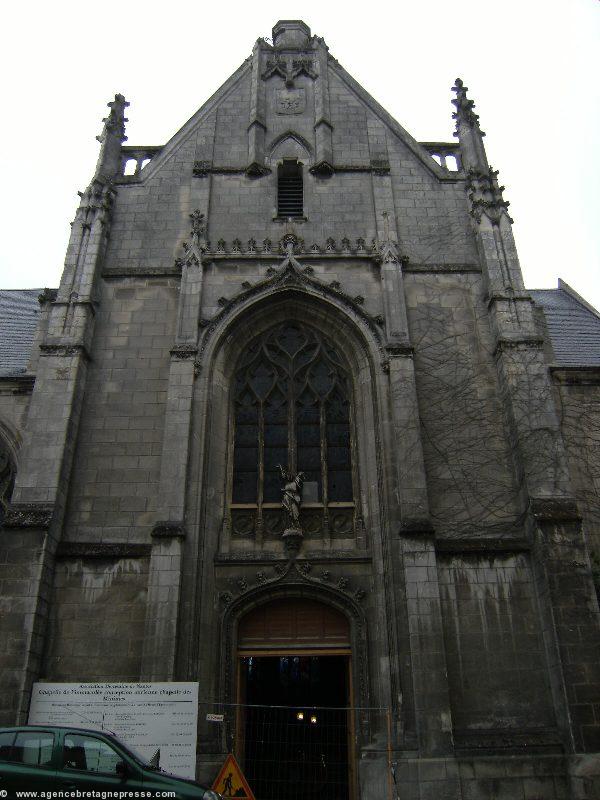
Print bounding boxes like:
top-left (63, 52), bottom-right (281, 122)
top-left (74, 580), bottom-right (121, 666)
top-left (239, 654), bottom-right (350, 800)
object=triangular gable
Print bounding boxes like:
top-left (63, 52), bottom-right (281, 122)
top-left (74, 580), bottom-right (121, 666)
top-left (136, 58), bottom-right (251, 183)
top-left (329, 60), bottom-right (453, 181)
top-left (133, 38), bottom-right (453, 184)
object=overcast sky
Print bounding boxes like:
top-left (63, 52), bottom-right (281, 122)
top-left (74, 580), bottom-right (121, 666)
top-left (1, 1), bottom-right (598, 307)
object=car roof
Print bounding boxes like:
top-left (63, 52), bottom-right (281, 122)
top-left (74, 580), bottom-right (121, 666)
top-left (0, 725), bottom-right (117, 736)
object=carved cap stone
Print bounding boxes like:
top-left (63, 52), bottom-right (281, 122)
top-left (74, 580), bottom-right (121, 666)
top-left (272, 20), bottom-right (311, 48)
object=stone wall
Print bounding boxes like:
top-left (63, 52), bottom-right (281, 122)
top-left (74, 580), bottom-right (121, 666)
top-left (62, 279), bottom-right (178, 543)
top-left (438, 552), bottom-right (556, 734)
top-left (44, 556), bottom-right (149, 681)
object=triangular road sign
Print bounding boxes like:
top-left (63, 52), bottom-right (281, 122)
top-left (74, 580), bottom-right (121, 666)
top-left (212, 753), bottom-right (256, 800)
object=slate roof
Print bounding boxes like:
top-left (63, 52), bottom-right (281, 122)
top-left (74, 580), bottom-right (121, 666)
top-left (0, 289), bottom-right (42, 377)
top-left (530, 281), bottom-right (600, 367)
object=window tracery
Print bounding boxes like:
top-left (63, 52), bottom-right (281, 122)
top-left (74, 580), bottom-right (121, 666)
top-left (230, 322), bottom-right (355, 539)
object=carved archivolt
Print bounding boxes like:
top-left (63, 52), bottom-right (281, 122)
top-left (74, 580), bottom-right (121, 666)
top-left (196, 249), bottom-right (385, 376)
top-left (219, 565), bottom-right (370, 712)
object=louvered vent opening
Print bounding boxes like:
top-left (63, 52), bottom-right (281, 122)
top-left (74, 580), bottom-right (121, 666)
top-left (277, 160), bottom-right (303, 218)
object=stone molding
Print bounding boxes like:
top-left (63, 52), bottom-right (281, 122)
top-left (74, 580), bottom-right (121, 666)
top-left (3, 503), bottom-right (54, 529)
top-left (151, 521), bottom-right (187, 539)
top-left (494, 336), bottom-right (544, 355)
top-left (435, 537), bottom-right (530, 554)
top-left (39, 343), bottom-right (90, 359)
top-left (530, 497), bottom-right (581, 523)
top-left (56, 542), bottom-right (152, 558)
top-left (215, 552), bottom-right (371, 565)
top-left (196, 251), bottom-right (385, 364)
top-left (453, 728), bottom-right (563, 753)
top-left (169, 345), bottom-right (198, 360)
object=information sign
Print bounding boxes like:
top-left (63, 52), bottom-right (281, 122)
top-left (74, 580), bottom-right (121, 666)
top-left (28, 682), bottom-right (198, 778)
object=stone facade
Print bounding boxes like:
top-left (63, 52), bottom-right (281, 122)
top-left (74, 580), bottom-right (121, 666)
top-left (1, 20), bottom-right (600, 800)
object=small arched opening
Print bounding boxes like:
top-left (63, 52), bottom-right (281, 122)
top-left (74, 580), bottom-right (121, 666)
top-left (236, 597), bottom-right (355, 800)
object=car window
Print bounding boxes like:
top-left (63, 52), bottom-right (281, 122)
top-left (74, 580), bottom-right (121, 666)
top-left (11, 732), bottom-right (54, 766)
top-left (63, 734), bottom-right (121, 775)
top-left (0, 732), bottom-right (16, 761)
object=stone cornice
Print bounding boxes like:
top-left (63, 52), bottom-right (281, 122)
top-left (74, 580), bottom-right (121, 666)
top-left (435, 536), bottom-right (530, 554)
top-left (56, 542), bottom-right (152, 558)
top-left (3, 503), bottom-right (54, 529)
top-left (151, 521), bottom-right (186, 539)
top-left (529, 497), bottom-right (581, 523)
top-left (39, 343), bottom-right (90, 359)
top-left (494, 336), bottom-right (544, 356)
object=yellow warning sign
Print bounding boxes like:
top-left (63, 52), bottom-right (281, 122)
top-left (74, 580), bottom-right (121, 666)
top-left (212, 753), bottom-right (256, 800)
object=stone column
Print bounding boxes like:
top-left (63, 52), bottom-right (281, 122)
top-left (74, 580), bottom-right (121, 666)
top-left (141, 212), bottom-right (206, 680)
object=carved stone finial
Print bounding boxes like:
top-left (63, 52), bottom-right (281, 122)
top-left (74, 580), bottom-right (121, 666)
top-left (189, 210), bottom-right (206, 239)
top-left (451, 78), bottom-right (485, 136)
top-left (97, 94), bottom-right (129, 145)
top-left (177, 209), bottom-right (207, 267)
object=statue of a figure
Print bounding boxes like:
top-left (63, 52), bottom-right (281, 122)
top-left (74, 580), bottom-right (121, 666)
top-left (277, 465), bottom-right (305, 528)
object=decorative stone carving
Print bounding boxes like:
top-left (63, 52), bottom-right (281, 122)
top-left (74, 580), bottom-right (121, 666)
top-left (466, 167), bottom-right (513, 225)
top-left (262, 55), bottom-right (317, 87)
top-left (276, 88), bottom-right (306, 114)
top-left (192, 160), bottom-right (211, 177)
top-left (170, 344), bottom-right (198, 360)
top-left (39, 343), bottom-right (88, 358)
top-left (38, 288), bottom-right (58, 305)
top-left (451, 78), bottom-right (485, 134)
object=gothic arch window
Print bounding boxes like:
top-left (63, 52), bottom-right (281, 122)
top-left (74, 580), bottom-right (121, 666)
top-left (230, 321), bottom-right (355, 537)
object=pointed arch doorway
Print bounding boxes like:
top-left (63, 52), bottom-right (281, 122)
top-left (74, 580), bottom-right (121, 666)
top-left (236, 597), bottom-right (355, 800)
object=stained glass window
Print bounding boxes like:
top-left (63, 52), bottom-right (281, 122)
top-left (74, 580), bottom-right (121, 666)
top-left (231, 323), bottom-right (354, 510)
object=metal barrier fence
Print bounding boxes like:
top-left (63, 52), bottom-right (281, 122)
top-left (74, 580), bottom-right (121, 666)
top-left (198, 703), bottom-right (393, 800)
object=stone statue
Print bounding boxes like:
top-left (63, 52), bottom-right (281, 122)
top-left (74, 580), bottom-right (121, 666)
top-left (277, 465), bottom-right (305, 529)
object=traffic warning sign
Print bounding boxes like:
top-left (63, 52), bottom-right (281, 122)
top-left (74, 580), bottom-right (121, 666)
top-left (212, 753), bottom-right (256, 800)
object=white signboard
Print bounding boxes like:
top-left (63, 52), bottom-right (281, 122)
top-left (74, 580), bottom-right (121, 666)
top-left (28, 682), bottom-right (198, 778)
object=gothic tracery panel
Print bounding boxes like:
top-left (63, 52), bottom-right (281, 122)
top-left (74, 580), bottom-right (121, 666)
top-left (231, 322), bottom-right (355, 536)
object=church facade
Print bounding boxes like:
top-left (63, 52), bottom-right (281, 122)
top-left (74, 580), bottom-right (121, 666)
top-left (1, 20), bottom-right (600, 799)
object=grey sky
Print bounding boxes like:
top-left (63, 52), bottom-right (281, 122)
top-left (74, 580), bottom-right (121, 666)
top-left (1, 1), bottom-right (598, 307)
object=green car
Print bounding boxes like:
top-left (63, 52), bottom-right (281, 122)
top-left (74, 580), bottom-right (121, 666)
top-left (0, 725), bottom-right (222, 799)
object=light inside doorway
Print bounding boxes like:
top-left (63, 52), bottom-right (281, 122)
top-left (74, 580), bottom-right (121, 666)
top-left (240, 654), bottom-right (350, 800)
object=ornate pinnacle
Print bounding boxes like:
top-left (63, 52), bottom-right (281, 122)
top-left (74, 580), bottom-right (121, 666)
top-left (189, 210), bottom-right (206, 242)
top-left (96, 94), bottom-right (129, 146)
top-left (94, 93), bottom-right (130, 180)
top-left (466, 167), bottom-right (513, 225)
top-left (451, 78), bottom-right (485, 136)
